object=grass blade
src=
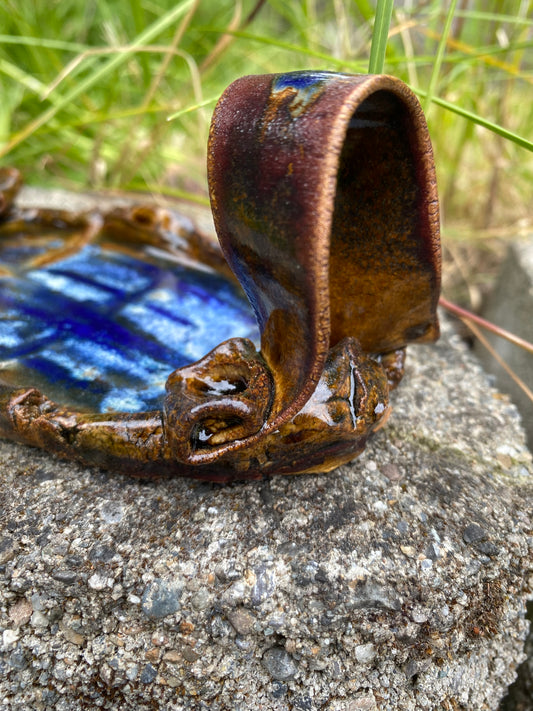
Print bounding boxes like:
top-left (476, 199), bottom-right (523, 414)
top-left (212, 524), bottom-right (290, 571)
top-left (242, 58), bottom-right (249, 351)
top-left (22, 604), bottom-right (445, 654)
top-left (167, 96), bottom-right (218, 122)
top-left (205, 29), bottom-right (368, 71)
top-left (413, 87), bottom-right (533, 152)
top-left (439, 297), bottom-right (533, 355)
top-left (368, 0), bottom-right (395, 74)
top-left (0, 35), bottom-right (88, 52)
top-left (0, 0), bottom-right (194, 158)
top-left (441, 298), bottom-right (533, 404)
top-left (423, 0), bottom-right (459, 113)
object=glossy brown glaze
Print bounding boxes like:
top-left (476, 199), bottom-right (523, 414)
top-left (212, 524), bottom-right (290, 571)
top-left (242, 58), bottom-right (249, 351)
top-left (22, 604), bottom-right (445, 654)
top-left (0, 336), bottom-right (389, 481)
top-left (0, 72), bottom-right (441, 482)
top-left (208, 73), bottom-right (440, 458)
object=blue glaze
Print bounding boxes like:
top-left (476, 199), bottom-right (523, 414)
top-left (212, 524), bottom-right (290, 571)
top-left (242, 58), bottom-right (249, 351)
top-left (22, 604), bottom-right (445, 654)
top-left (272, 71), bottom-right (348, 117)
top-left (0, 236), bottom-right (66, 267)
top-left (0, 242), bottom-right (258, 413)
top-left (272, 70), bottom-right (342, 92)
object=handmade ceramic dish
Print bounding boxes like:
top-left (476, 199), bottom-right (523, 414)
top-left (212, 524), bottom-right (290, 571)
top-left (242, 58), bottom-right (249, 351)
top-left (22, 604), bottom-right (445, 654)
top-left (0, 71), bottom-right (441, 482)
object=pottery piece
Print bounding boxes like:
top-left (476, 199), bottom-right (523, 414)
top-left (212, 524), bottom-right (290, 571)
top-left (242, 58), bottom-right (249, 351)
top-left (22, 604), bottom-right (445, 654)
top-left (0, 71), bottom-right (441, 481)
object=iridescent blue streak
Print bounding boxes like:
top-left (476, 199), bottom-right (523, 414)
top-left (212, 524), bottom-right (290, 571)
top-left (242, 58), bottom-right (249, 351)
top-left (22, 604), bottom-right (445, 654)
top-left (0, 244), bottom-right (258, 413)
top-left (272, 70), bottom-right (341, 92)
top-left (271, 71), bottom-right (346, 118)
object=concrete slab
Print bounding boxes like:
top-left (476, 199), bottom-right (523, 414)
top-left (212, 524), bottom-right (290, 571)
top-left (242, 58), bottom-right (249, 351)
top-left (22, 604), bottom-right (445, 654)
top-left (0, 188), bottom-right (532, 710)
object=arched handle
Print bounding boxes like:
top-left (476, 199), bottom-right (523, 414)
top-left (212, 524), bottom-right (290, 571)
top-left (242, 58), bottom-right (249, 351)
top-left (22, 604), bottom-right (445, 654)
top-left (203, 71), bottom-right (440, 460)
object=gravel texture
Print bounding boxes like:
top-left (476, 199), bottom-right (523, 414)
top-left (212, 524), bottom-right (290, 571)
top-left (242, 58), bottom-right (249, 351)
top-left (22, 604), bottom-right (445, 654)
top-left (0, 189), bottom-right (532, 710)
top-left (500, 600), bottom-right (533, 711)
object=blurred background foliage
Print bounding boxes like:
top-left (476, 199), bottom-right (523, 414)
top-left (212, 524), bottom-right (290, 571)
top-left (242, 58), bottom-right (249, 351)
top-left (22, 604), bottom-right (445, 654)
top-left (0, 0), bottom-right (531, 307)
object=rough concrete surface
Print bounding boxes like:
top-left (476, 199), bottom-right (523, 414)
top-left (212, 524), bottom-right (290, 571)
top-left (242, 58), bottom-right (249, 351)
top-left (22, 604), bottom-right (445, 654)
top-left (0, 189), bottom-right (532, 710)
top-left (476, 238), bottom-right (533, 711)
top-left (0, 319), bottom-right (531, 710)
top-left (475, 240), bottom-right (533, 452)
top-left (501, 599), bottom-right (533, 711)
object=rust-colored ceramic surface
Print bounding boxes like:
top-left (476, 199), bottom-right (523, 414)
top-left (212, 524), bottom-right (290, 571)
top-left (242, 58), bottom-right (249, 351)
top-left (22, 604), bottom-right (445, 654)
top-left (0, 71), bottom-right (441, 482)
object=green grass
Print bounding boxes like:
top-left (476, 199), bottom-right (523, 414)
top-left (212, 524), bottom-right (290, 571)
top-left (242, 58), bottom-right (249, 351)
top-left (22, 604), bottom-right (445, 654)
top-left (0, 0), bottom-right (531, 241)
